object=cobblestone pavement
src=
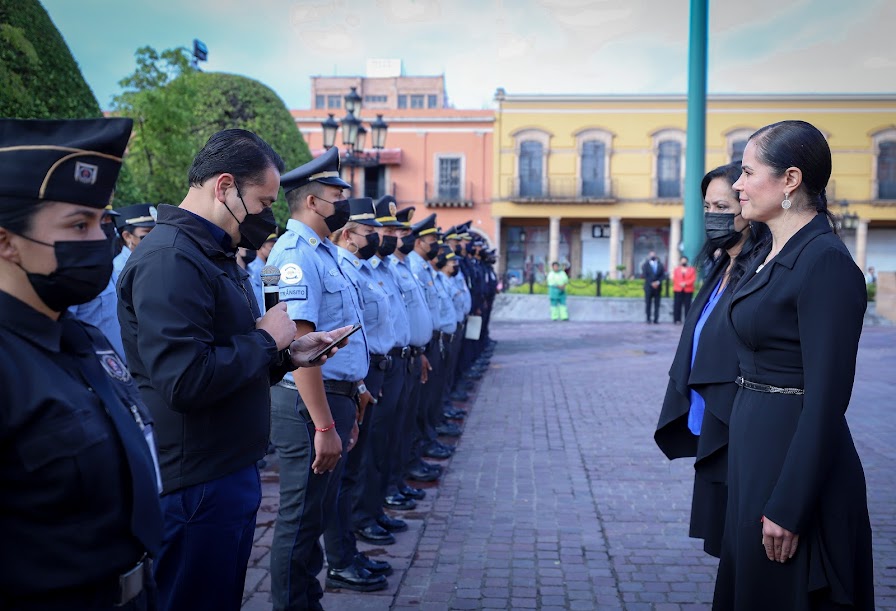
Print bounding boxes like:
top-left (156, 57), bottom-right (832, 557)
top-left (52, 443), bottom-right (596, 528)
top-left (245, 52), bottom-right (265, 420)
top-left (242, 321), bottom-right (896, 610)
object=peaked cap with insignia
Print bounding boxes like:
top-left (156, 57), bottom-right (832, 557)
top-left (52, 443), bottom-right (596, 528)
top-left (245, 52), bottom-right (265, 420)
top-left (114, 203), bottom-right (157, 231)
top-left (280, 146), bottom-right (351, 193)
top-left (411, 213), bottom-right (438, 237)
top-left (346, 197), bottom-right (383, 227)
top-left (395, 206), bottom-right (415, 228)
top-left (374, 195), bottom-right (403, 227)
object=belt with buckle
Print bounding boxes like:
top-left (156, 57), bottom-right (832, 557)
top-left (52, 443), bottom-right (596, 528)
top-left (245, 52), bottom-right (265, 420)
top-left (388, 346), bottom-right (411, 359)
top-left (323, 379), bottom-right (358, 397)
top-left (116, 554), bottom-right (150, 606)
top-left (409, 345), bottom-right (425, 357)
top-left (370, 353), bottom-right (392, 371)
top-left (736, 376), bottom-right (804, 395)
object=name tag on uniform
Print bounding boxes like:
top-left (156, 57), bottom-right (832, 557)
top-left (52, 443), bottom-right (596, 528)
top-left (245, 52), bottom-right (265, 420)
top-left (280, 286), bottom-right (308, 301)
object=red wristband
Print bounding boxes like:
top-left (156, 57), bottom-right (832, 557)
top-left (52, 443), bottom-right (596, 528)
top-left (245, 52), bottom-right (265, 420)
top-left (315, 421), bottom-right (336, 433)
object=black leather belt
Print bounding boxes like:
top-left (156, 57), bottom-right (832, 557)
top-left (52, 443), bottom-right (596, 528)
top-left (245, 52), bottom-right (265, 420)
top-left (409, 346), bottom-right (425, 357)
top-left (323, 379), bottom-right (358, 397)
top-left (389, 346), bottom-right (411, 359)
top-left (370, 353), bottom-right (392, 371)
top-left (736, 376), bottom-right (804, 395)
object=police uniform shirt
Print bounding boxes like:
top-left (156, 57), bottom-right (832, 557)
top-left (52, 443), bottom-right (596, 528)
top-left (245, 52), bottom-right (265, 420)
top-left (454, 268), bottom-right (473, 316)
top-left (336, 246), bottom-right (393, 356)
top-left (407, 250), bottom-right (441, 332)
top-left (446, 271), bottom-right (466, 323)
top-left (0, 292), bottom-right (161, 596)
top-left (369, 256), bottom-right (411, 349)
top-left (112, 245), bottom-right (131, 285)
top-left (387, 255), bottom-right (434, 348)
top-left (247, 256), bottom-right (265, 313)
top-left (267, 219), bottom-right (369, 382)
top-left (69, 276), bottom-right (127, 363)
top-left (433, 271), bottom-right (459, 333)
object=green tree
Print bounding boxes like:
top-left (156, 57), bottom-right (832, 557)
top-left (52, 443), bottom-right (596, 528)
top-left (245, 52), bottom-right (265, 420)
top-left (0, 0), bottom-right (101, 118)
top-left (112, 46), bottom-right (310, 225)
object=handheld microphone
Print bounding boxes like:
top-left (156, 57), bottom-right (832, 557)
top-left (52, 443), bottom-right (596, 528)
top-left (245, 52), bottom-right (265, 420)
top-left (261, 265), bottom-right (281, 311)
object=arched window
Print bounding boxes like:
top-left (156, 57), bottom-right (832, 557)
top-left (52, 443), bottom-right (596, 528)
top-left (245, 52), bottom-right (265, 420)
top-left (725, 128), bottom-right (755, 164)
top-left (581, 141), bottom-right (607, 197)
top-left (657, 141), bottom-right (682, 198)
top-left (653, 129), bottom-right (685, 199)
top-left (518, 140), bottom-right (544, 197)
top-left (731, 140), bottom-right (748, 163)
top-left (878, 140), bottom-right (896, 199)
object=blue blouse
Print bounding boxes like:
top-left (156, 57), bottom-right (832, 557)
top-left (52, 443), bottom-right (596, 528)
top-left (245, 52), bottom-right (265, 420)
top-left (688, 279), bottom-right (725, 435)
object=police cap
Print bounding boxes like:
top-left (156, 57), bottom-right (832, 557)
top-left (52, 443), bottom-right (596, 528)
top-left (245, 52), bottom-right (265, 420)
top-left (346, 197), bottom-right (383, 227)
top-left (411, 213), bottom-right (438, 237)
top-left (374, 195), bottom-right (403, 227)
top-left (280, 146), bottom-right (351, 194)
top-left (115, 203), bottom-right (157, 231)
top-left (395, 206), bottom-right (415, 228)
top-left (0, 117), bottom-right (133, 208)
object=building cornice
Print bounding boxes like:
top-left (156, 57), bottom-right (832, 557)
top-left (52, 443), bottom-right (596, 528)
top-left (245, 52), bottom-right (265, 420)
top-left (494, 92), bottom-right (896, 104)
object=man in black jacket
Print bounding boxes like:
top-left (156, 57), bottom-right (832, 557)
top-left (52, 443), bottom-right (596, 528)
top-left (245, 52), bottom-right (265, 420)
top-left (118, 130), bottom-right (349, 611)
top-left (642, 250), bottom-right (666, 324)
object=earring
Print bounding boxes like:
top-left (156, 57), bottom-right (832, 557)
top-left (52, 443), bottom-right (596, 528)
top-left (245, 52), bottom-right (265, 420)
top-left (781, 194), bottom-right (792, 210)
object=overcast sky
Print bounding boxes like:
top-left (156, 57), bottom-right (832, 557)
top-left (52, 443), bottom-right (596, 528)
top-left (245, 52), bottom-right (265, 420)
top-left (41, 0), bottom-right (896, 111)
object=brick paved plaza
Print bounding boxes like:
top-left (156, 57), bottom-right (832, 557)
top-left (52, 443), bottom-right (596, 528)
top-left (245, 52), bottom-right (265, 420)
top-left (242, 320), bottom-right (896, 610)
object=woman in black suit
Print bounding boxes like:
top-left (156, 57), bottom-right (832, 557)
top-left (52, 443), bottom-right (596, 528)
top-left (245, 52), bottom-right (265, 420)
top-left (655, 162), bottom-right (767, 557)
top-left (713, 120), bottom-right (874, 610)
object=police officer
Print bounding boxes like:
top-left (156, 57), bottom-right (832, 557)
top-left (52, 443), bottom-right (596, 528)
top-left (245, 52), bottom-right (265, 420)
top-left (112, 203), bottom-right (156, 284)
top-left (321, 197), bottom-right (392, 591)
top-left (268, 147), bottom-right (373, 611)
top-left (0, 117), bottom-right (162, 609)
top-left (441, 226), bottom-right (473, 409)
top-left (386, 207), bottom-right (442, 492)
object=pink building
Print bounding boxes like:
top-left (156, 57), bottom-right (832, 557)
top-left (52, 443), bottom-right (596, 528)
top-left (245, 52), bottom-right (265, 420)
top-left (291, 108), bottom-right (496, 245)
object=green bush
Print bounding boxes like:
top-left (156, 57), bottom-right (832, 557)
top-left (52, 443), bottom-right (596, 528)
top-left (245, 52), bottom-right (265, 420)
top-left (867, 283), bottom-right (876, 302)
top-left (0, 0), bottom-right (101, 118)
top-left (509, 278), bottom-right (649, 298)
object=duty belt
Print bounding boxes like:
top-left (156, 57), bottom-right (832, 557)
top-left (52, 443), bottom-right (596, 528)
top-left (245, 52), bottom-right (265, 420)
top-left (389, 346), bottom-right (411, 359)
top-left (370, 353), bottom-right (392, 371)
top-left (115, 555), bottom-right (150, 606)
top-left (736, 376), bottom-right (804, 396)
top-left (323, 379), bottom-right (358, 398)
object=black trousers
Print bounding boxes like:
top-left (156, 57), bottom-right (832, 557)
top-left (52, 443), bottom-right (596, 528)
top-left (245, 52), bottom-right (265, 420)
top-left (644, 287), bottom-right (661, 322)
top-left (387, 354), bottom-right (417, 497)
top-left (673, 291), bottom-right (693, 323)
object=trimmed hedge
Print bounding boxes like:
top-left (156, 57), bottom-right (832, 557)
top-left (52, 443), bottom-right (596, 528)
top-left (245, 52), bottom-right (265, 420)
top-left (0, 0), bottom-right (101, 118)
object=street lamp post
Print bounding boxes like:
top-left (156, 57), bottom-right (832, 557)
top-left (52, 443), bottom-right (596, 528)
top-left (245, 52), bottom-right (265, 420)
top-left (320, 87), bottom-right (389, 194)
top-left (839, 199), bottom-right (859, 231)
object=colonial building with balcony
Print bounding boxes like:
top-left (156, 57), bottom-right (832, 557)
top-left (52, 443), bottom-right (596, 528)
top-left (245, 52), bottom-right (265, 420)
top-left (492, 90), bottom-right (896, 285)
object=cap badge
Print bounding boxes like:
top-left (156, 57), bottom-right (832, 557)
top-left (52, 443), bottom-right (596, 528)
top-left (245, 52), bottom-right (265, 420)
top-left (389, 202), bottom-right (397, 216)
top-left (74, 161), bottom-right (98, 185)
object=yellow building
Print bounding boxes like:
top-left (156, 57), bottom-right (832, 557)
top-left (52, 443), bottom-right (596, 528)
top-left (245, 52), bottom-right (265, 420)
top-left (491, 91), bottom-right (896, 284)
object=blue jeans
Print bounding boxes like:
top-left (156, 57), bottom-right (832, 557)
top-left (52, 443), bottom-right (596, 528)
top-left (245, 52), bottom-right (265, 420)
top-left (153, 465), bottom-right (261, 611)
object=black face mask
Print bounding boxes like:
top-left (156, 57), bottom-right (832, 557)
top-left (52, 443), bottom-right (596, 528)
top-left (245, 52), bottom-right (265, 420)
top-left (241, 249), bottom-right (257, 265)
top-left (377, 234), bottom-right (398, 258)
top-left (227, 185), bottom-right (277, 250)
top-left (315, 197), bottom-right (351, 233)
top-left (17, 235), bottom-right (114, 312)
top-left (425, 241), bottom-right (440, 261)
top-left (398, 234), bottom-right (416, 255)
top-left (453, 244), bottom-right (463, 257)
top-left (464, 242), bottom-right (475, 254)
top-left (704, 212), bottom-right (743, 250)
top-left (355, 232), bottom-right (380, 260)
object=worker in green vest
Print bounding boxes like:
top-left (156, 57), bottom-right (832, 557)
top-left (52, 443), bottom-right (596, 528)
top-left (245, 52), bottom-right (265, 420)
top-left (546, 261), bottom-right (569, 321)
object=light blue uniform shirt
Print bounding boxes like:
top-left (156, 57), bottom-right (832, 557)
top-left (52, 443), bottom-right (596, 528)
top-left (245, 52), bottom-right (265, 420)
top-left (112, 246), bottom-right (131, 285)
top-left (433, 272), bottom-right (458, 333)
top-left (407, 251), bottom-right (440, 332)
top-left (388, 255), bottom-right (433, 347)
top-left (337, 247), bottom-right (393, 356)
top-left (247, 257), bottom-right (265, 313)
top-left (268, 219), bottom-right (369, 383)
top-left (370, 256), bottom-right (411, 349)
top-left (445, 272), bottom-right (466, 322)
top-left (455, 269), bottom-right (472, 315)
top-left (69, 277), bottom-right (126, 362)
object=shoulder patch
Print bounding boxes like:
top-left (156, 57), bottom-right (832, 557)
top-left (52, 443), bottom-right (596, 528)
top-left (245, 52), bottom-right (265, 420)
top-left (97, 350), bottom-right (130, 382)
top-left (282, 263), bottom-right (304, 284)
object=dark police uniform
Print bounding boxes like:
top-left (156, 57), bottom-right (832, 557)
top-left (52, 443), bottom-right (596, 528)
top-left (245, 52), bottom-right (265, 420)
top-left (0, 118), bottom-right (162, 610)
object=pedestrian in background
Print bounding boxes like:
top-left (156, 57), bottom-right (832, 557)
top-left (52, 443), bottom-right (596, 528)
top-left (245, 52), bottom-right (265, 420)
top-left (642, 250), bottom-right (665, 323)
top-left (655, 161), bottom-right (767, 558)
top-left (546, 260), bottom-right (569, 321)
top-left (0, 117), bottom-right (162, 610)
top-left (713, 120), bottom-right (874, 609)
top-left (671, 255), bottom-right (696, 324)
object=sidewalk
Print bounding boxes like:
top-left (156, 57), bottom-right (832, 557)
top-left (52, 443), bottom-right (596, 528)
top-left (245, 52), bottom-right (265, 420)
top-left (243, 321), bottom-right (896, 610)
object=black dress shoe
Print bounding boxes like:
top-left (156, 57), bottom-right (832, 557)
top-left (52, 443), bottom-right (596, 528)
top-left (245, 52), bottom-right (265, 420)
top-left (423, 444), bottom-right (453, 459)
top-left (354, 524), bottom-right (396, 545)
top-left (435, 423), bottom-right (462, 437)
top-left (449, 390), bottom-right (469, 401)
top-left (355, 552), bottom-right (392, 576)
top-left (443, 409), bottom-right (465, 421)
top-left (377, 513), bottom-right (408, 532)
top-left (383, 494), bottom-right (417, 510)
top-left (406, 467), bottom-right (439, 482)
top-left (400, 485), bottom-right (426, 500)
top-left (326, 563), bottom-right (388, 592)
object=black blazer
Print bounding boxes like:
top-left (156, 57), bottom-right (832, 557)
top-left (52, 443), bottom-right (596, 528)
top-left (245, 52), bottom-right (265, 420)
top-left (642, 259), bottom-right (666, 289)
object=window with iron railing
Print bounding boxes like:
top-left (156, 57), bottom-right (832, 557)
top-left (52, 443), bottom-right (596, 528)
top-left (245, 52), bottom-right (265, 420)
top-left (518, 140), bottom-right (543, 197)
top-left (581, 140), bottom-right (607, 198)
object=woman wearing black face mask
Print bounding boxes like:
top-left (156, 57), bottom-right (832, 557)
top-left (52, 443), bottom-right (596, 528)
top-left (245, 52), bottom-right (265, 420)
top-left (0, 118), bottom-right (164, 609)
top-left (655, 162), bottom-right (769, 559)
